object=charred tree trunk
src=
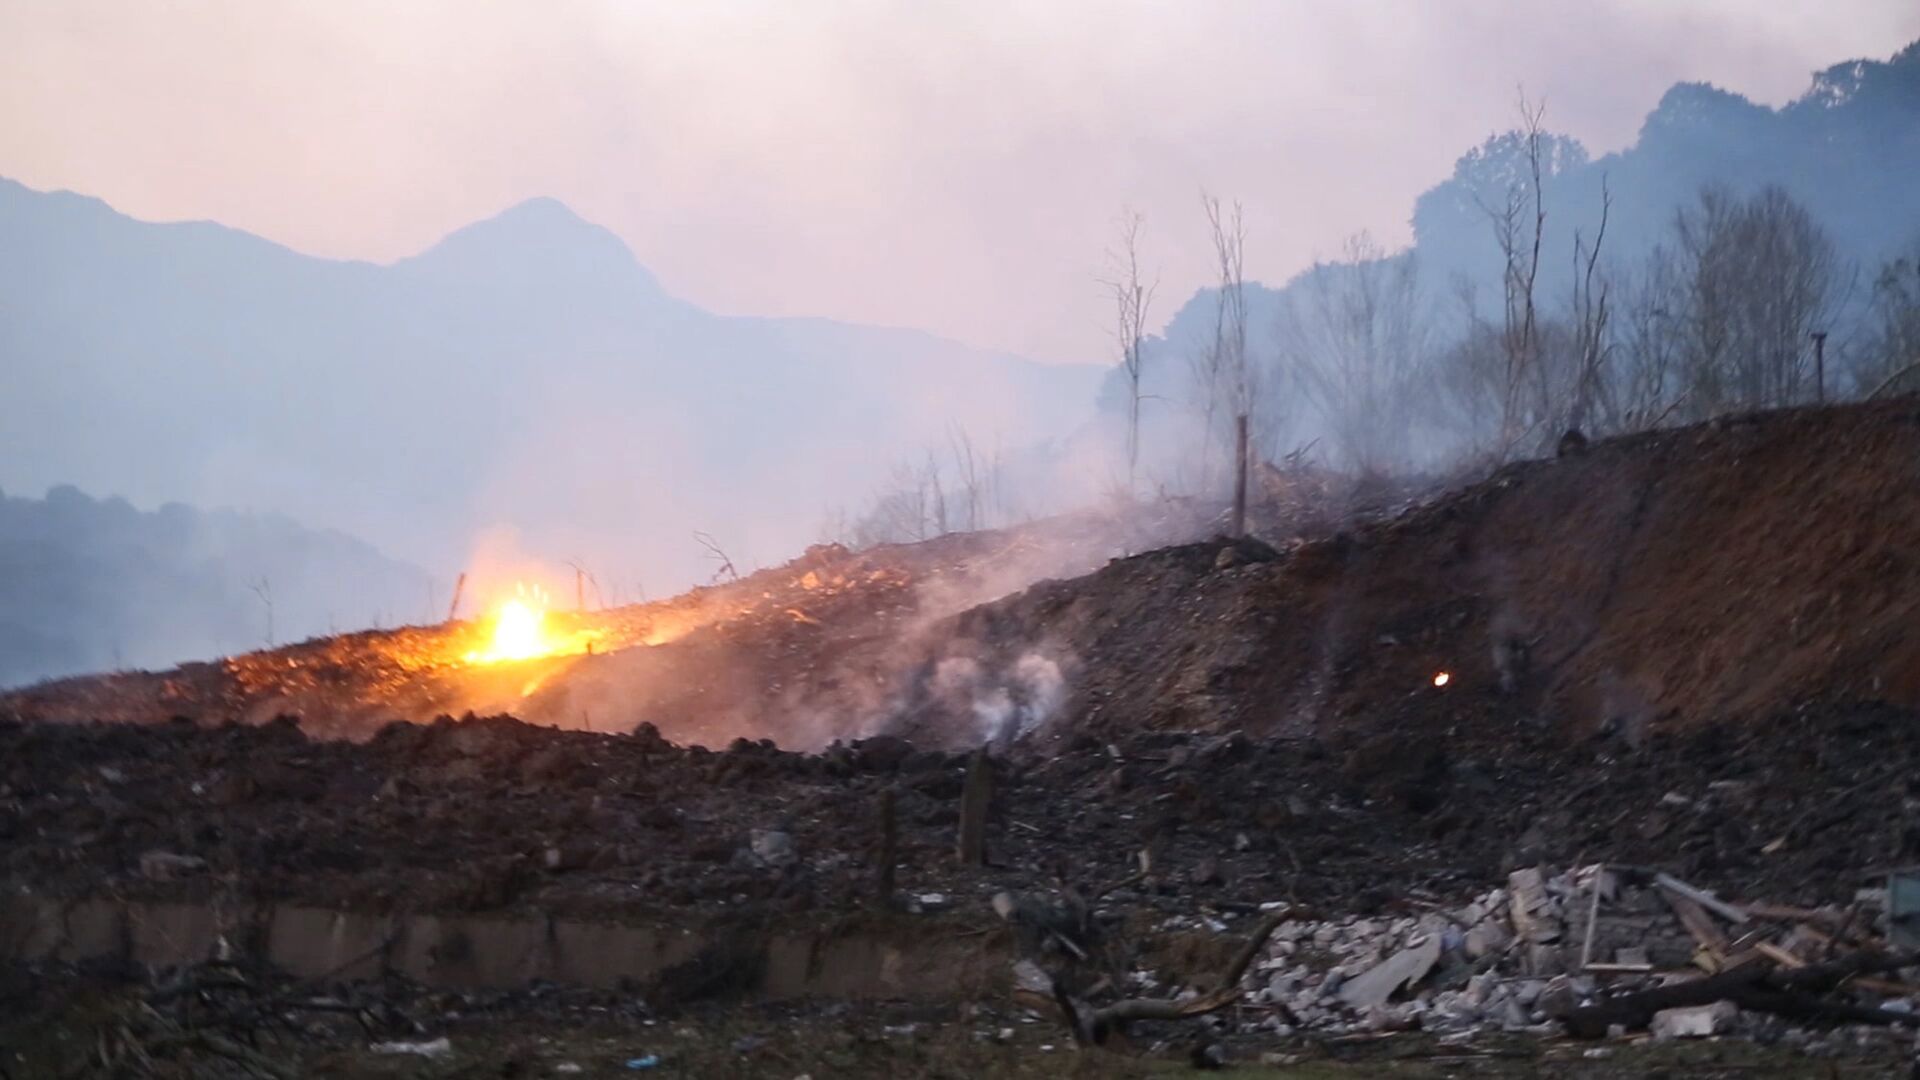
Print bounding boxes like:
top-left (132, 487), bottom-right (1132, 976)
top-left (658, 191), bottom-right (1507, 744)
top-left (1230, 413), bottom-right (1249, 537)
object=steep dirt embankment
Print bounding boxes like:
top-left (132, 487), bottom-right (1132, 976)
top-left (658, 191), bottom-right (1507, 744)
top-left (897, 401), bottom-right (1920, 750)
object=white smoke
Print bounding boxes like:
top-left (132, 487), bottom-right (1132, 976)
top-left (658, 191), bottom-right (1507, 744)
top-left (931, 650), bottom-right (1065, 745)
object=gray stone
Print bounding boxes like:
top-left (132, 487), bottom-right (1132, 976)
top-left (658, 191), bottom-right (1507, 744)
top-left (748, 828), bottom-right (797, 868)
top-left (1651, 1001), bottom-right (1739, 1039)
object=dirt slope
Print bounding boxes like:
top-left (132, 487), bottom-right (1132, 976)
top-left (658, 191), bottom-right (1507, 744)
top-left (891, 400), bottom-right (1920, 752)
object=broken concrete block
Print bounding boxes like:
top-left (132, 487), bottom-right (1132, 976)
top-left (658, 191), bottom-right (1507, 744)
top-left (1650, 1000), bottom-right (1738, 1039)
top-left (1338, 933), bottom-right (1442, 1009)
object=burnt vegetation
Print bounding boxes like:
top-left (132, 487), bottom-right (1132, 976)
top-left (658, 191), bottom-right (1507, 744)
top-left (13, 33), bottom-right (1920, 1080)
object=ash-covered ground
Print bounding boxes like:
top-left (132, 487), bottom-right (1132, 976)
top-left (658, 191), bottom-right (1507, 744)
top-left (10, 401), bottom-right (1920, 1076)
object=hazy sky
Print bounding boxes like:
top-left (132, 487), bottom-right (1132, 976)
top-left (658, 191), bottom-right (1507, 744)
top-left (4, 1), bottom-right (1917, 364)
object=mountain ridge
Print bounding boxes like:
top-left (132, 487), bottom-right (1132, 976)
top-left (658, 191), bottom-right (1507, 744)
top-left (0, 176), bottom-right (1102, 625)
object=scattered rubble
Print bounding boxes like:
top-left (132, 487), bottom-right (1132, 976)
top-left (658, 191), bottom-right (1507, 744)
top-left (10, 402), bottom-right (1920, 1074)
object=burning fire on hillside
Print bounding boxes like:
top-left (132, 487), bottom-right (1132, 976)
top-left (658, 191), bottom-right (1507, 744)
top-left (462, 584), bottom-right (602, 665)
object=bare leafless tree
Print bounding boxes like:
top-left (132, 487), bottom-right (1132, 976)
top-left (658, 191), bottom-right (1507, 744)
top-left (1477, 92), bottom-right (1550, 458)
top-left (1566, 176), bottom-right (1613, 432)
top-left (565, 560), bottom-right (604, 610)
top-left (1430, 278), bottom-right (1509, 458)
top-left (692, 531), bottom-right (739, 583)
top-left (826, 424), bottom-right (1012, 550)
top-left (947, 424), bottom-right (998, 531)
top-left (247, 577), bottom-right (274, 648)
top-left (1611, 246), bottom-right (1688, 431)
top-left (1199, 193), bottom-right (1259, 505)
top-left (924, 450), bottom-right (949, 536)
top-left (1857, 240), bottom-right (1920, 396)
top-left (1670, 185), bottom-right (1841, 415)
top-left (1280, 233), bottom-right (1426, 473)
top-left (1103, 209), bottom-right (1158, 497)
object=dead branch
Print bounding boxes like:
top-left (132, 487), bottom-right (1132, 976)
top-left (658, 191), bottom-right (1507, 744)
top-left (692, 531), bottom-right (739, 583)
top-left (1038, 912), bottom-right (1283, 1046)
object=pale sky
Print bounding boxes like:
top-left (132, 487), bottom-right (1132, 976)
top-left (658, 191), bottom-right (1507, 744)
top-left (4, 1), bottom-right (1917, 364)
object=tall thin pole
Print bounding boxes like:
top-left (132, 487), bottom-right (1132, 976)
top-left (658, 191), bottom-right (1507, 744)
top-left (1811, 331), bottom-right (1828, 404)
top-left (1230, 413), bottom-right (1249, 537)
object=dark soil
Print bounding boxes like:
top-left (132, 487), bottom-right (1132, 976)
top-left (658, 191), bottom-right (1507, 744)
top-left (4, 697), bottom-right (1915, 920)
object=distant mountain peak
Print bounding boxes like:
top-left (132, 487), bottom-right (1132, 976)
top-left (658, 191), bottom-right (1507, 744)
top-left (401, 195), bottom-right (667, 300)
top-left (480, 196), bottom-right (599, 232)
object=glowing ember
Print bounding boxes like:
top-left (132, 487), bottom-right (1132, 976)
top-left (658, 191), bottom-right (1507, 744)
top-left (1432, 671), bottom-right (1451, 688)
top-left (466, 585), bottom-right (563, 663)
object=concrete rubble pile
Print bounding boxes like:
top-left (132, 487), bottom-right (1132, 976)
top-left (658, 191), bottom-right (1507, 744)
top-left (1194, 863), bottom-right (1920, 1048)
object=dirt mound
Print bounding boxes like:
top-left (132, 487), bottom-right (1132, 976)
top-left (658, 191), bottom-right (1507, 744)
top-left (0, 470), bottom-right (1431, 749)
top-left (0, 503), bottom-right (1227, 745)
top-left (890, 400), bottom-right (1920, 753)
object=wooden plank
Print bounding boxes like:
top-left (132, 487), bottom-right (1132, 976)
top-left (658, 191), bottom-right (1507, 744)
top-left (1579, 864), bottom-right (1605, 970)
top-left (1747, 904), bottom-right (1845, 926)
top-left (1662, 886), bottom-right (1730, 963)
top-left (1655, 872), bottom-right (1750, 925)
top-left (1756, 942), bottom-right (1806, 970)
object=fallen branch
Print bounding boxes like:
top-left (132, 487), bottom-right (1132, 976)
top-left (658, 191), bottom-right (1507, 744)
top-left (1043, 913), bottom-right (1283, 1046)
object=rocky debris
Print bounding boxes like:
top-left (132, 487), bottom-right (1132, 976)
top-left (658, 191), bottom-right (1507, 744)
top-left (993, 854), bottom-right (1920, 1058)
top-left (1337, 929), bottom-right (1443, 1009)
top-left (1192, 863), bottom-right (1920, 1043)
top-left (1651, 1001), bottom-right (1739, 1039)
top-left (137, 851), bottom-right (207, 881)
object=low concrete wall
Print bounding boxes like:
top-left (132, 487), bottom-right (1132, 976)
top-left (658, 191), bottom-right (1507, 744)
top-left (0, 892), bottom-right (1006, 1001)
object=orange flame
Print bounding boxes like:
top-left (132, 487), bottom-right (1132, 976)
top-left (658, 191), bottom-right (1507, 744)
top-left (1432, 671), bottom-right (1451, 688)
top-left (464, 584), bottom-right (584, 664)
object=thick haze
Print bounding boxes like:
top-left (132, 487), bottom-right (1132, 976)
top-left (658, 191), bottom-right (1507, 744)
top-left (5, 4), bottom-right (1920, 686)
top-left (3, 1), bottom-right (1916, 364)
